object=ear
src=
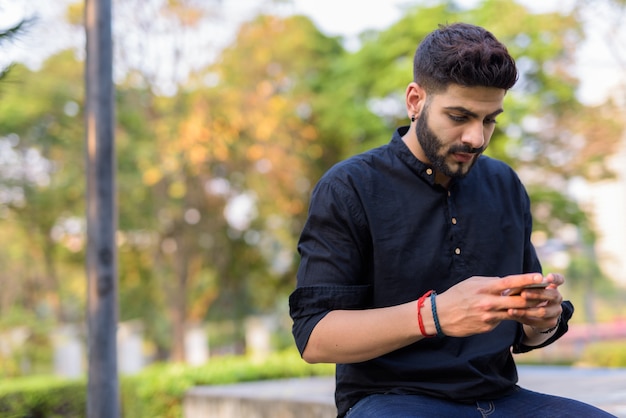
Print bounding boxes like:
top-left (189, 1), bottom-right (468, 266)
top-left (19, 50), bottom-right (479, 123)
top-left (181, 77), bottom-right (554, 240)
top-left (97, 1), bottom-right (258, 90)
top-left (406, 82), bottom-right (427, 120)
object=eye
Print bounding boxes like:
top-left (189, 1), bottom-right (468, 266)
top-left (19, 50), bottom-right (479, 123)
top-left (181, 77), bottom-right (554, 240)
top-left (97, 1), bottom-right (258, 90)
top-left (483, 118), bottom-right (498, 126)
top-left (448, 114), bottom-right (466, 122)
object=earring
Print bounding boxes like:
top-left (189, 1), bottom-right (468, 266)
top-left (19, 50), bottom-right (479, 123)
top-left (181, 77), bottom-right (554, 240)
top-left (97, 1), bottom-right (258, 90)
top-left (411, 115), bottom-right (416, 122)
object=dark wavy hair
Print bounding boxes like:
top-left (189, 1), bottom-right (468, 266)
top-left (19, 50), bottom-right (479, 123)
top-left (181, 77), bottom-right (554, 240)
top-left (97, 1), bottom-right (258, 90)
top-left (413, 23), bottom-right (518, 93)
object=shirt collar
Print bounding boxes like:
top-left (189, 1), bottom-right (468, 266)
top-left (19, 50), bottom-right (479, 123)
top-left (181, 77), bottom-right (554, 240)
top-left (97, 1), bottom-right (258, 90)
top-left (390, 126), bottom-right (439, 187)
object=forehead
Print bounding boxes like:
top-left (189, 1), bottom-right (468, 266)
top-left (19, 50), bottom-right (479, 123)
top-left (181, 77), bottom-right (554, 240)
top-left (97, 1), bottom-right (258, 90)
top-left (429, 84), bottom-right (506, 115)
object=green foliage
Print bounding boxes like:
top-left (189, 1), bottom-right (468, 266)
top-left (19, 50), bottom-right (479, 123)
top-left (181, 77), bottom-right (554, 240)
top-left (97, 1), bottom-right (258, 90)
top-left (0, 307), bottom-right (55, 378)
top-left (0, 377), bottom-right (86, 418)
top-left (120, 349), bottom-right (333, 418)
top-left (0, 350), bottom-right (332, 418)
top-left (580, 340), bottom-right (626, 368)
top-left (0, 52), bottom-right (86, 324)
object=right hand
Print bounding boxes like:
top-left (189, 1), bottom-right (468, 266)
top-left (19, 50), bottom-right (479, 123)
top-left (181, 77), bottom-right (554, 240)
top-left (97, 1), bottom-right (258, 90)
top-left (434, 273), bottom-right (546, 337)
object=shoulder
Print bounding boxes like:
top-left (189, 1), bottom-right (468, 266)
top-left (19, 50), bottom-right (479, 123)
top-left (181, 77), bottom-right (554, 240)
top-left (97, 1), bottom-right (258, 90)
top-left (467, 156), bottom-right (531, 207)
top-left (315, 144), bottom-right (391, 191)
top-left (472, 155), bottom-right (523, 185)
top-left (474, 155), bottom-right (516, 175)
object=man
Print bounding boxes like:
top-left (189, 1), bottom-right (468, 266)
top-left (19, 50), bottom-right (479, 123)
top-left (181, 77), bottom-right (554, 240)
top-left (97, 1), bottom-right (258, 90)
top-left (289, 23), bottom-right (614, 417)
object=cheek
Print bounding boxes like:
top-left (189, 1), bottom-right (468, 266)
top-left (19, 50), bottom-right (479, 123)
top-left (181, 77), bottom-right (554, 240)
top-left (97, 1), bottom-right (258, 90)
top-left (436, 125), bottom-right (463, 144)
top-left (483, 126), bottom-right (496, 142)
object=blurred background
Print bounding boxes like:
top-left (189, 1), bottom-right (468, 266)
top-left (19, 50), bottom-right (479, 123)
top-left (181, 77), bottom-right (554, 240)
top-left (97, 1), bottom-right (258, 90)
top-left (1, 0), bottom-right (625, 380)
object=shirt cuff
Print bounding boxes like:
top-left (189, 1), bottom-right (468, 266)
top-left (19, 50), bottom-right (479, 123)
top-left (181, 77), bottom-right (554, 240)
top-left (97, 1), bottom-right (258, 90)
top-left (512, 300), bottom-right (574, 354)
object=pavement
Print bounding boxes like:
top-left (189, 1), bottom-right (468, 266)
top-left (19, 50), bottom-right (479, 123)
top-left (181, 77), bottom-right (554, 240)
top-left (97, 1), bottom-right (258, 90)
top-left (188, 366), bottom-right (626, 417)
top-left (516, 366), bottom-right (626, 417)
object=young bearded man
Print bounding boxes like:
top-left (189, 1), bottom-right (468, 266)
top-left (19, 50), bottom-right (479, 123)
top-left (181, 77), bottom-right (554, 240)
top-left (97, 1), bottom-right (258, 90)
top-left (289, 23), bottom-right (615, 418)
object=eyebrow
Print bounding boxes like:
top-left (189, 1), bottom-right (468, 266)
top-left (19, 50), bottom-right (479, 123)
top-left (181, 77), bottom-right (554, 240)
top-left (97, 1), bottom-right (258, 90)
top-left (443, 106), bottom-right (504, 119)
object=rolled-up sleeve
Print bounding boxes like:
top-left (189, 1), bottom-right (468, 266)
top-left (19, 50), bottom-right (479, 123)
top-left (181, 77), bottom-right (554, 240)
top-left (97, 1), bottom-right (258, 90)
top-left (289, 168), bottom-right (372, 355)
top-left (289, 285), bottom-right (371, 355)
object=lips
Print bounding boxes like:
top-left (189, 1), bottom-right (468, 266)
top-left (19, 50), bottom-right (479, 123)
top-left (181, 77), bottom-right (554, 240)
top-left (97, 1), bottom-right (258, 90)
top-left (452, 152), bottom-right (474, 163)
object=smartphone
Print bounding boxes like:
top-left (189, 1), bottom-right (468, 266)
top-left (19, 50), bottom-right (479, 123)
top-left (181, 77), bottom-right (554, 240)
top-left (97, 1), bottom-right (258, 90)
top-left (505, 282), bottom-right (549, 296)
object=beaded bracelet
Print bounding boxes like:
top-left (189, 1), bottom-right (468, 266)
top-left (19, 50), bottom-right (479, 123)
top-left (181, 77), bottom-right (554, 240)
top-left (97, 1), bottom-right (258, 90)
top-left (430, 291), bottom-right (445, 337)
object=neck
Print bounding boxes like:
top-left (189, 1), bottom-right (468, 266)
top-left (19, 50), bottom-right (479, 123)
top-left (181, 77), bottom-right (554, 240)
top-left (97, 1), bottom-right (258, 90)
top-left (401, 127), bottom-right (451, 188)
top-left (434, 172), bottom-right (451, 188)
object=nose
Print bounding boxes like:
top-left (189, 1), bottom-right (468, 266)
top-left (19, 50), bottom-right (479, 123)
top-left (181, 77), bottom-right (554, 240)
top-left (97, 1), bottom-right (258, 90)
top-left (461, 122), bottom-right (485, 150)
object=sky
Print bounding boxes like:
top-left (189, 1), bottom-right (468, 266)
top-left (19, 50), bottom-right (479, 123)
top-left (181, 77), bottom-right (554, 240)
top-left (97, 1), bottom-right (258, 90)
top-left (0, 0), bottom-right (624, 104)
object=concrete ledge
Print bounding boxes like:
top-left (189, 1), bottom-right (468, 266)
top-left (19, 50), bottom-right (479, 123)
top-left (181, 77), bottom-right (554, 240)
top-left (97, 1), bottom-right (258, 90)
top-left (184, 376), bottom-right (336, 418)
top-left (184, 367), bottom-right (626, 418)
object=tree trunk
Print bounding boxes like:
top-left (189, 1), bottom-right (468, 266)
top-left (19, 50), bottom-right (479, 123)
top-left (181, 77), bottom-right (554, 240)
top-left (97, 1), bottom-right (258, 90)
top-left (170, 232), bottom-right (189, 362)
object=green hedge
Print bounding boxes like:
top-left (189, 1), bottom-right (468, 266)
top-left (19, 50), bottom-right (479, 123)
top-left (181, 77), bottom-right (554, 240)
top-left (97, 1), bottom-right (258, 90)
top-left (121, 349), bottom-right (333, 418)
top-left (579, 339), bottom-right (626, 368)
top-left (0, 377), bottom-right (86, 418)
top-left (0, 349), bottom-right (333, 418)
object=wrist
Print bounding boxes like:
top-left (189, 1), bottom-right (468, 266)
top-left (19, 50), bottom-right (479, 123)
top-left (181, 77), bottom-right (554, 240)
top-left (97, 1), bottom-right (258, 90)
top-left (430, 291), bottom-right (445, 337)
top-left (531, 314), bottom-right (561, 335)
top-left (417, 290), bottom-right (437, 338)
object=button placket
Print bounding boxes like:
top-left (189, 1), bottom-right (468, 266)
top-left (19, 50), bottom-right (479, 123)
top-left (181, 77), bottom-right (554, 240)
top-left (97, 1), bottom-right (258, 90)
top-left (448, 189), bottom-right (461, 256)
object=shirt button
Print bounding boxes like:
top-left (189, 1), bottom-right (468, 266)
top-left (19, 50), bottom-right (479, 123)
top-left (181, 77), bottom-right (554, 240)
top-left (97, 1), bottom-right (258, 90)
top-left (426, 168), bottom-right (433, 175)
top-left (452, 218), bottom-right (457, 225)
top-left (455, 248), bottom-right (461, 255)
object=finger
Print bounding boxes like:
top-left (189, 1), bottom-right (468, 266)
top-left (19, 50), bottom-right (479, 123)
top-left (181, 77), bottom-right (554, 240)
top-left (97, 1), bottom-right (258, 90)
top-left (518, 287), bottom-right (558, 300)
top-left (521, 288), bottom-right (563, 305)
top-left (509, 312), bottom-right (546, 326)
top-left (509, 302), bottom-right (561, 319)
top-left (498, 273), bottom-right (544, 293)
top-left (500, 296), bottom-right (539, 310)
top-left (508, 297), bottom-right (551, 311)
top-left (544, 273), bottom-right (565, 288)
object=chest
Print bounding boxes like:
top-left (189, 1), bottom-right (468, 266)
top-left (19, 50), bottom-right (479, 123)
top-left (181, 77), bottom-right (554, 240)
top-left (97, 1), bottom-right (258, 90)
top-left (358, 176), bottom-right (527, 304)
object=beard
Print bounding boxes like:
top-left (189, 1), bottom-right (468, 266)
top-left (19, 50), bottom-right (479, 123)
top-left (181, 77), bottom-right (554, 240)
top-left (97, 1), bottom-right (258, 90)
top-left (415, 107), bottom-right (485, 179)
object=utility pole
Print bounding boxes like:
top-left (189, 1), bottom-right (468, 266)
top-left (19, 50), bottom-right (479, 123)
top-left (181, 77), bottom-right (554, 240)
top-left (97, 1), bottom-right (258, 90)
top-left (85, 0), bottom-right (119, 417)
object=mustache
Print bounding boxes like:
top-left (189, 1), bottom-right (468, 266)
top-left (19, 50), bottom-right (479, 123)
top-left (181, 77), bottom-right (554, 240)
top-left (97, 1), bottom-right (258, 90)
top-left (449, 144), bottom-right (484, 154)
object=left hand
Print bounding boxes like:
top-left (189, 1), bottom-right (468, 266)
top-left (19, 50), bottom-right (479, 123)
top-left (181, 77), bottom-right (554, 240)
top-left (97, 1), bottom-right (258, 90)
top-left (507, 273), bottom-right (564, 332)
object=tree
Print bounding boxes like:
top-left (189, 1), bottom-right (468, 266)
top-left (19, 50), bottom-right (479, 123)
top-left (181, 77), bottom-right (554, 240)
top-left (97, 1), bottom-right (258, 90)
top-left (0, 19), bottom-right (30, 81)
top-left (0, 53), bottom-right (85, 323)
top-left (106, 11), bottom-right (374, 359)
top-left (123, 13), bottom-right (355, 359)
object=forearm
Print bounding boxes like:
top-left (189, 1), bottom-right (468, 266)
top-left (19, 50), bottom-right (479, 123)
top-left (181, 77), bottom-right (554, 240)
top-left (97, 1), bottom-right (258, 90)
top-left (302, 300), bottom-right (424, 364)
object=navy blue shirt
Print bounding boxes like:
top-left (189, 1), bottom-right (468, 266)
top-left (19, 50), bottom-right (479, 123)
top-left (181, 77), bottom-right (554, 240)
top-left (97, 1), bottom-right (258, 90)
top-left (289, 127), bottom-right (573, 417)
